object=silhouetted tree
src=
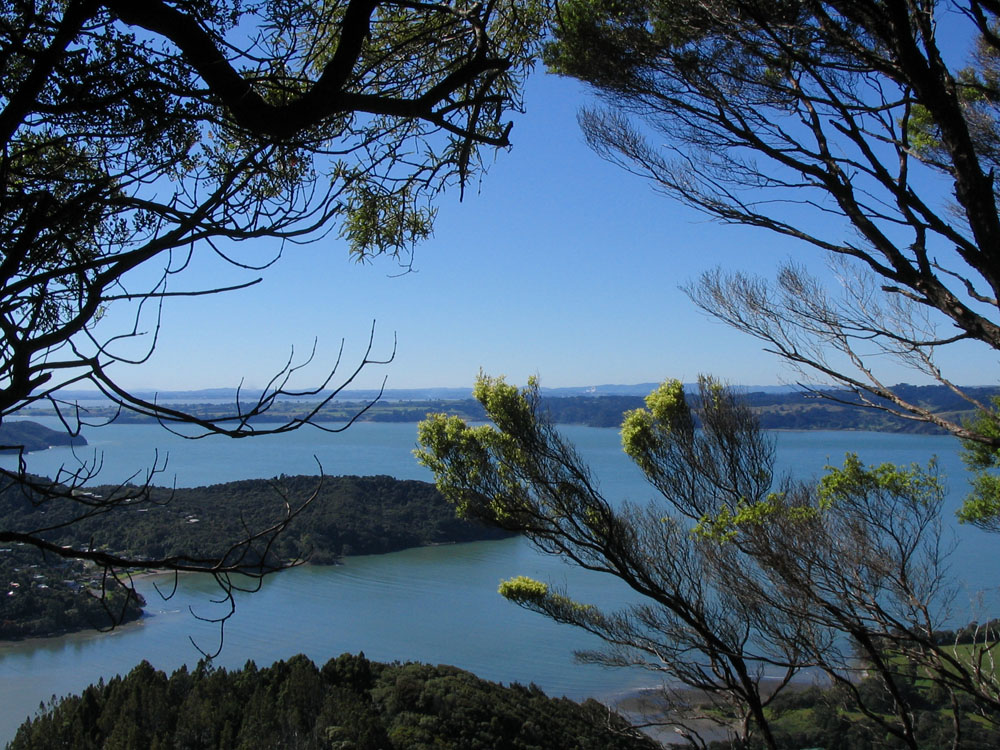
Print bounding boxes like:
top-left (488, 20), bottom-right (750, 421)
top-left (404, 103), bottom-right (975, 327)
top-left (544, 0), bottom-right (1000, 524)
top-left (0, 0), bottom-right (544, 631)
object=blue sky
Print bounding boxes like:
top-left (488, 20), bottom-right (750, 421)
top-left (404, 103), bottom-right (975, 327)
top-left (98, 71), bottom-right (997, 393)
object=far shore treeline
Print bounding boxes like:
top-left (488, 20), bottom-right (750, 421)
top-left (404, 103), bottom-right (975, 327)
top-left (15, 383), bottom-right (996, 433)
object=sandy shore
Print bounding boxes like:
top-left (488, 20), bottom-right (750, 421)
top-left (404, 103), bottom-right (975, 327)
top-left (608, 685), bottom-right (735, 747)
top-left (607, 675), bottom-right (830, 747)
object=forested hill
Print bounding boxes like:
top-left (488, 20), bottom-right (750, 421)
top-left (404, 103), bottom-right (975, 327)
top-left (737, 384), bottom-right (999, 433)
top-left (1, 474), bottom-right (511, 567)
top-left (10, 653), bottom-right (657, 750)
top-left (0, 475), bottom-right (510, 639)
top-left (0, 421), bottom-right (87, 452)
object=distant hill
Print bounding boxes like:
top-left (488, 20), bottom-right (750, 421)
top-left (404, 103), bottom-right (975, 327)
top-left (1, 474), bottom-right (511, 568)
top-left (0, 473), bottom-right (510, 639)
top-left (29, 384), bottom-right (1000, 434)
top-left (541, 383), bottom-right (805, 397)
top-left (49, 386), bottom-right (478, 402)
top-left (540, 384), bottom-right (998, 432)
top-left (0, 421), bottom-right (87, 453)
top-left (736, 385), bottom-right (992, 434)
top-left (49, 382), bottom-right (804, 403)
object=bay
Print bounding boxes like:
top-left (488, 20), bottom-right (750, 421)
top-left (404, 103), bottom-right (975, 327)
top-left (0, 421), bottom-right (996, 746)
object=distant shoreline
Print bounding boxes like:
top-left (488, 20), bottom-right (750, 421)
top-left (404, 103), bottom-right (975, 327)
top-left (13, 389), bottom-right (970, 435)
top-left (0, 538), bottom-right (510, 645)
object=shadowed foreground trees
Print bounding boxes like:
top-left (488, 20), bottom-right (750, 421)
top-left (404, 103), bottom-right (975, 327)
top-left (10, 653), bottom-right (657, 750)
top-left (543, 0), bottom-right (1000, 525)
top-left (417, 375), bottom-right (1000, 749)
top-left (0, 0), bottom-right (544, 618)
top-left (0, 473), bottom-right (511, 640)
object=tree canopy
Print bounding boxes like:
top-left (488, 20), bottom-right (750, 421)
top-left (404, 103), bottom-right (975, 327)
top-left (417, 375), bottom-right (1000, 748)
top-left (2, 0), bottom-right (543, 431)
top-left (11, 652), bottom-right (657, 750)
top-left (544, 0), bottom-right (1000, 522)
top-left (0, 0), bottom-right (544, 616)
top-left (418, 5), bottom-right (1000, 745)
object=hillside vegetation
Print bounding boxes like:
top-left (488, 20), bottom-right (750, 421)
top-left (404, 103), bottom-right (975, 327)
top-left (0, 421), bottom-right (87, 452)
top-left (0, 475), bottom-right (509, 639)
top-left (9, 653), bottom-right (657, 750)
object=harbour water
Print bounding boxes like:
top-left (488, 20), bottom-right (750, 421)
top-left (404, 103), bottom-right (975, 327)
top-left (0, 421), bottom-right (994, 745)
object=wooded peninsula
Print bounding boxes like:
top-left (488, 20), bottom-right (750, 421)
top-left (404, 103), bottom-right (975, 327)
top-left (0, 474), bottom-right (510, 640)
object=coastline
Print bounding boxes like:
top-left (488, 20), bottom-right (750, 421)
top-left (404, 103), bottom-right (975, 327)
top-left (0, 538), bottom-right (504, 645)
top-left (607, 675), bottom-right (834, 748)
top-left (611, 686), bottom-right (733, 747)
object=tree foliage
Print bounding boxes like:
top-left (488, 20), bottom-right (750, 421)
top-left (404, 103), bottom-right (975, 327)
top-left (10, 653), bottom-right (657, 750)
top-left (418, 375), bottom-right (1000, 749)
top-left (4, 0), bottom-right (543, 420)
top-left (0, 0), bottom-right (544, 615)
top-left (543, 0), bottom-right (1000, 523)
top-left (0, 544), bottom-right (144, 640)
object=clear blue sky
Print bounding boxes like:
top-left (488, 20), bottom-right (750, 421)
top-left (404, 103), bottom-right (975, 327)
top-left (97, 71), bottom-right (996, 393)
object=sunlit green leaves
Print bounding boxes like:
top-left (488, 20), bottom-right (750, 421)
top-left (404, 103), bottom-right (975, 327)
top-left (621, 378), bottom-right (693, 470)
top-left (692, 491), bottom-right (818, 543)
top-left (339, 180), bottom-right (435, 259)
top-left (415, 374), bottom-right (563, 526)
top-left (417, 373), bottom-right (969, 745)
top-left (498, 575), bottom-right (549, 603)
top-left (958, 400), bottom-right (1000, 530)
top-left (819, 453), bottom-right (943, 510)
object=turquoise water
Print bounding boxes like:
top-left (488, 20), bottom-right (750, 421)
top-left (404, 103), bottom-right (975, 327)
top-left (0, 422), bottom-right (994, 745)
